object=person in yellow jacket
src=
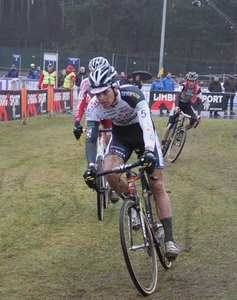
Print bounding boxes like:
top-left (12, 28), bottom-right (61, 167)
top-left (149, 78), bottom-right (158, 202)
top-left (38, 63), bottom-right (56, 89)
top-left (63, 65), bottom-right (76, 89)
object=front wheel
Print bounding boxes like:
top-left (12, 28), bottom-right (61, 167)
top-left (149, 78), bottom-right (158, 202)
top-left (167, 127), bottom-right (187, 163)
top-left (120, 199), bottom-right (158, 296)
top-left (96, 155), bottom-right (109, 221)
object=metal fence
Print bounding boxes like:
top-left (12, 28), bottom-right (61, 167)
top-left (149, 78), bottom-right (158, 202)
top-left (0, 46), bottom-right (236, 83)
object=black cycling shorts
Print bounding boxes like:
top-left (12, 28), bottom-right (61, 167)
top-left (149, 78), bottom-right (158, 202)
top-left (105, 123), bottom-right (164, 169)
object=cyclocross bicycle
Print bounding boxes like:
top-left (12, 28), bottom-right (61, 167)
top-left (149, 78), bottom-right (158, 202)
top-left (162, 111), bottom-right (192, 163)
top-left (97, 160), bottom-right (171, 296)
top-left (95, 128), bottom-right (112, 221)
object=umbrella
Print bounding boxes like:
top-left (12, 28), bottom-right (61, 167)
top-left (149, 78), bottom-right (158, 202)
top-left (131, 70), bottom-right (153, 81)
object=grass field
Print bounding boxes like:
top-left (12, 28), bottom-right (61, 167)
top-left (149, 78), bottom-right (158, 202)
top-left (1, 114), bottom-right (237, 300)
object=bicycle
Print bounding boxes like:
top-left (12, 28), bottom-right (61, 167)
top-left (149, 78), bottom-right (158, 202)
top-left (97, 160), bottom-right (172, 296)
top-left (95, 128), bottom-right (112, 221)
top-left (162, 111), bottom-right (192, 163)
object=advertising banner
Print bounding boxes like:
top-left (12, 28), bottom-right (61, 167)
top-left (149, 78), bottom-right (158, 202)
top-left (149, 91), bottom-right (226, 111)
top-left (26, 90), bottom-right (47, 117)
top-left (53, 89), bottom-right (71, 113)
top-left (0, 91), bottom-right (21, 121)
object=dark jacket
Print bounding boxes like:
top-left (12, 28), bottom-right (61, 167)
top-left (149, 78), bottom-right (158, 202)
top-left (208, 80), bottom-right (222, 93)
top-left (6, 68), bottom-right (18, 78)
top-left (223, 76), bottom-right (237, 93)
top-left (28, 67), bottom-right (35, 79)
top-left (58, 74), bottom-right (66, 87)
top-left (133, 79), bottom-right (142, 89)
top-left (76, 72), bottom-right (88, 87)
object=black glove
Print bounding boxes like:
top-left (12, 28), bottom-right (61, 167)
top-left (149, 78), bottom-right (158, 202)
top-left (83, 165), bottom-right (97, 189)
top-left (139, 150), bottom-right (156, 175)
top-left (73, 122), bottom-right (83, 140)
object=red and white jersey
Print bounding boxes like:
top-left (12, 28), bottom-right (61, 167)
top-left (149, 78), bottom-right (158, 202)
top-left (75, 77), bottom-right (92, 121)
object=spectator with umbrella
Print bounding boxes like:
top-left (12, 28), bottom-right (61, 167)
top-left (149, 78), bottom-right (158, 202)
top-left (131, 70), bottom-right (153, 89)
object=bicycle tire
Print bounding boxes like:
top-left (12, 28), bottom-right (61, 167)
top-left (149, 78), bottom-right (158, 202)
top-left (167, 127), bottom-right (187, 163)
top-left (162, 120), bottom-right (178, 157)
top-left (145, 196), bottom-right (172, 270)
top-left (162, 138), bottom-right (171, 156)
top-left (96, 155), bottom-right (106, 221)
top-left (120, 199), bottom-right (158, 296)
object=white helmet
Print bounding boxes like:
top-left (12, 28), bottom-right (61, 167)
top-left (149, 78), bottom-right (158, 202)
top-left (88, 57), bottom-right (110, 72)
top-left (186, 71), bottom-right (198, 81)
top-left (89, 65), bottom-right (118, 94)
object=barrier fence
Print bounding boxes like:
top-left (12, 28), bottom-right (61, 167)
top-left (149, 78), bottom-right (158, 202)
top-left (1, 83), bottom-right (237, 122)
top-left (0, 87), bottom-right (73, 122)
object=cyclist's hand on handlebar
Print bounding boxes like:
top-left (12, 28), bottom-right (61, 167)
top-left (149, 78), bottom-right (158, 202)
top-left (139, 150), bottom-right (156, 175)
top-left (83, 165), bottom-right (97, 189)
top-left (73, 121), bottom-right (83, 140)
top-left (197, 115), bottom-right (202, 122)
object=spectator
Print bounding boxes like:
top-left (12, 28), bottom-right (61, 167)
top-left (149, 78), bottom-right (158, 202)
top-left (150, 76), bottom-right (163, 91)
top-left (28, 63), bottom-right (35, 79)
top-left (208, 76), bottom-right (222, 117)
top-left (178, 74), bottom-right (185, 85)
top-left (120, 74), bottom-right (133, 86)
top-left (33, 66), bottom-right (41, 80)
top-left (38, 63), bottom-right (56, 89)
top-left (63, 65), bottom-right (76, 89)
top-left (6, 64), bottom-right (18, 78)
top-left (76, 66), bottom-right (88, 87)
top-left (174, 78), bottom-right (180, 90)
top-left (223, 72), bottom-right (237, 116)
top-left (58, 69), bottom-right (66, 87)
top-left (133, 74), bottom-right (142, 89)
top-left (120, 71), bottom-right (126, 81)
top-left (161, 72), bottom-right (175, 115)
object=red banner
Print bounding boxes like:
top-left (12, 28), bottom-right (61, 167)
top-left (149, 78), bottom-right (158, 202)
top-left (0, 91), bottom-right (21, 121)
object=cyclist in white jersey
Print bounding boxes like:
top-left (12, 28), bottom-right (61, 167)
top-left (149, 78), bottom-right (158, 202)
top-left (83, 63), bottom-right (179, 261)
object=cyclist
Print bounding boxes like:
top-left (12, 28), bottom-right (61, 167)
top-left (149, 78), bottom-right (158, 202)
top-left (161, 71), bottom-right (202, 151)
top-left (73, 57), bottom-right (119, 202)
top-left (83, 63), bottom-right (179, 261)
top-left (73, 56), bottom-right (112, 144)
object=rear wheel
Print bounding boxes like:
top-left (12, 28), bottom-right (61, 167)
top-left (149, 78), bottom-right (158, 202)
top-left (167, 127), bottom-right (187, 163)
top-left (145, 196), bottom-right (172, 270)
top-left (153, 223), bottom-right (172, 270)
top-left (120, 199), bottom-right (158, 296)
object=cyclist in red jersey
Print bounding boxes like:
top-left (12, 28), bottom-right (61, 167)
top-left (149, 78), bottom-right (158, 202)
top-left (161, 71), bottom-right (202, 149)
top-left (73, 57), bottom-right (112, 142)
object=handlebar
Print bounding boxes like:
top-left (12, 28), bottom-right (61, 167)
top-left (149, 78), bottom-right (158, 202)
top-left (179, 111), bottom-right (191, 119)
top-left (97, 160), bottom-right (140, 176)
top-left (97, 160), bottom-right (158, 181)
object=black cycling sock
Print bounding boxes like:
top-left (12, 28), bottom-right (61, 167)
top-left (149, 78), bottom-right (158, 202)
top-left (160, 217), bottom-right (174, 243)
top-left (161, 140), bottom-right (166, 145)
